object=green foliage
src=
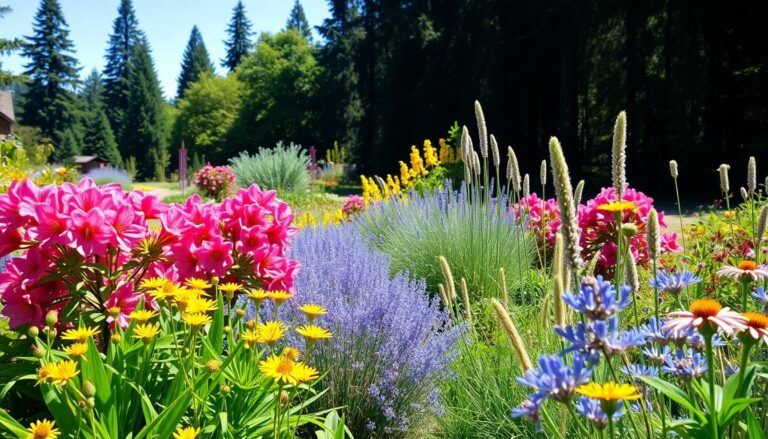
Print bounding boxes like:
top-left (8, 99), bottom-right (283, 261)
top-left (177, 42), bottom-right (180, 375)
top-left (221, 0), bottom-right (252, 71)
top-left (125, 155), bottom-right (137, 179)
top-left (236, 29), bottom-right (320, 149)
top-left (176, 25), bottom-right (214, 99)
top-left (285, 0), bottom-right (312, 41)
top-left (122, 40), bottom-right (168, 180)
top-left (81, 70), bottom-right (122, 167)
top-left (228, 142), bottom-right (310, 193)
top-left (172, 73), bottom-right (243, 164)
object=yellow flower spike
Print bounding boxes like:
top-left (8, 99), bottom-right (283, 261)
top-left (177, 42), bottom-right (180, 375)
top-left (26, 419), bottom-right (60, 439)
top-left (130, 309), bottom-right (158, 323)
top-left (423, 139), bottom-right (439, 168)
top-left (62, 342), bottom-right (88, 359)
top-left (298, 304), bottom-right (328, 322)
top-left (173, 426), bottom-right (200, 439)
top-left (322, 211), bottom-right (331, 226)
top-left (61, 326), bottom-right (100, 343)
top-left (183, 312), bottom-right (212, 328)
top-left (185, 278), bottom-right (212, 290)
top-left (439, 138), bottom-right (450, 164)
top-left (48, 360), bottom-right (79, 386)
top-left (296, 324), bottom-right (332, 342)
top-left (139, 277), bottom-right (168, 290)
top-left (218, 283), bottom-right (242, 294)
top-left (132, 323), bottom-right (160, 342)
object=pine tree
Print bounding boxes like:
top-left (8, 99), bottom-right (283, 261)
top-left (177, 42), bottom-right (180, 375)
top-left (1, 5), bottom-right (25, 86)
top-left (20, 0), bottom-right (81, 145)
top-left (177, 25), bottom-right (214, 99)
top-left (103, 0), bottom-right (143, 157)
top-left (81, 69), bottom-right (122, 166)
top-left (221, 1), bottom-right (253, 71)
top-left (286, 0), bottom-right (312, 40)
top-left (123, 39), bottom-right (167, 180)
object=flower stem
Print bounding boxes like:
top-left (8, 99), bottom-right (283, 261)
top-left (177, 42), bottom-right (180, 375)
top-left (704, 330), bottom-right (719, 439)
top-left (652, 258), bottom-right (660, 324)
top-left (736, 340), bottom-right (753, 397)
top-left (566, 402), bottom-right (594, 438)
top-left (673, 177), bottom-right (687, 251)
top-left (608, 416), bottom-right (616, 439)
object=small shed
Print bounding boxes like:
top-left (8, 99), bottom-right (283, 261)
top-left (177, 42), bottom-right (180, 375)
top-left (73, 155), bottom-right (109, 174)
top-left (0, 91), bottom-right (15, 138)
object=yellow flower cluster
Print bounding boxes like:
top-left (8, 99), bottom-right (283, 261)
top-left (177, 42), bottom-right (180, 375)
top-left (439, 138), bottom-right (461, 164)
top-left (139, 277), bottom-right (222, 334)
top-left (294, 208), bottom-right (345, 229)
top-left (37, 360), bottom-right (79, 386)
top-left (361, 175), bottom-right (404, 205)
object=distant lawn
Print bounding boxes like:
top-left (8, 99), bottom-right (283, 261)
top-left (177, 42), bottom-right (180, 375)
top-left (135, 181), bottom-right (179, 189)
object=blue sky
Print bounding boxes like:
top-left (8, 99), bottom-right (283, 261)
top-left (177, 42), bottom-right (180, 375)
top-left (0, 0), bottom-right (330, 99)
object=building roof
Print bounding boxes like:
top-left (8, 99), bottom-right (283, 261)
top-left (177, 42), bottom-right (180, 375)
top-left (73, 155), bottom-right (108, 164)
top-left (0, 91), bottom-right (15, 123)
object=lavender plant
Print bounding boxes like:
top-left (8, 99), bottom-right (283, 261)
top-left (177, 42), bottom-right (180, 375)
top-left (252, 224), bottom-right (460, 438)
top-left (82, 166), bottom-right (132, 189)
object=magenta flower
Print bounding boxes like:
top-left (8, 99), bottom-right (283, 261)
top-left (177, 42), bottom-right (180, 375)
top-left (196, 237), bottom-right (234, 275)
top-left (68, 208), bottom-right (113, 257)
top-left (104, 282), bottom-right (140, 329)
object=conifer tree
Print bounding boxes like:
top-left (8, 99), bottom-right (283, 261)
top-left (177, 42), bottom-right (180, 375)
top-left (0, 5), bottom-right (25, 86)
top-left (103, 0), bottom-right (143, 156)
top-left (20, 0), bottom-right (81, 146)
top-left (286, 0), bottom-right (312, 40)
top-left (123, 39), bottom-right (167, 179)
top-left (81, 70), bottom-right (122, 166)
top-left (221, 1), bottom-right (253, 71)
top-left (176, 25), bottom-right (214, 99)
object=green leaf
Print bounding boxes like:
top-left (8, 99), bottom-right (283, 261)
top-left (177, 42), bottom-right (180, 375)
top-left (81, 338), bottom-right (117, 438)
top-left (639, 376), bottom-right (706, 422)
top-left (719, 397), bottom-right (761, 426)
top-left (133, 387), bottom-right (193, 439)
top-left (209, 290), bottom-right (225, 354)
top-left (40, 383), bottom-right (80, 433)
top-left (747, 410), bottom-right (765, 438)
top-left (0, 409), bottom-right (27, 438)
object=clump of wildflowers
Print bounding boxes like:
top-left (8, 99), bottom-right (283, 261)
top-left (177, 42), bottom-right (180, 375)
top-left (193, 164), bottom-right (237, 200)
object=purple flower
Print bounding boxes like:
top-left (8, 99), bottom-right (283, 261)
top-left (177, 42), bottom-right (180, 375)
top-left (649, 271), bottom-right (702, 294)
top-left (557, 317), bottom-right (645, 363)
top-left (642, 345), bottom-right (673, 366)
top-left (562, 276), bottom-right (631, 320)
top-left (249, 224), bottom-right (459, 437)
top-left (517, 355), bottom-right (591, 403)
top-left (575, 397), bottom-right (624, 430)
top-left (661, 349), bottom-right (707, 381)
top-left (511, 397), bottom-right (544, 431)
top-left (621, 363), bottom-right (659, 380)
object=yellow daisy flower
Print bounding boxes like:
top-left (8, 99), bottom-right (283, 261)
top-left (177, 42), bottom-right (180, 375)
top-left (596, 201), bottom-right (638, 213)
top-left (185, 278), bottom-right (212, 290)
top-left (133, 323), bottom-right (160, 342)
top-left (576, 382), bottom-right (642, 401)
top-left (130, 309), bottom-right (158, 323)
top-left (269, 290), bottom-right (293, 304)
top-left (61, 326), bottom-right (100, 343)
top-left (296, 324), bottom-right (332, 342)
top-left (256, 321), bottom-right (286, 346)
top-left (26, 419), bottom-right (59, 439)
top-left (62, 342), bottom-right (88, 358)
top-left (183, 312), bottom-right (212, 328)
top-left (139, 277), bottom-right (168, 290)
top-left (247, 289), bottom-right (271, 303)
top-left (48, 360), bottom-right (79, 386)
top-left (37, 363), bottom-right (57, 384)
top-left (185, 297), bottom-right (217, 314)
top-left (242, 330), bottom-right (260, 349)
top-left (259, 354), bottom-right (319, 384)
top-left (218, 283), bottom-right (242, 294)
top-left (298, 304), bottom-right (327, 321)
top-left (282, 346), bottom-right (301, 360)
top-left (173, 426), bottom-right (200, 439)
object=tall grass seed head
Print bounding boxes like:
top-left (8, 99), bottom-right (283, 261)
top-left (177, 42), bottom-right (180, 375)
top-left (549, 136), bottom-right (583, 270)
top-left (748, 156), bottom-right (757, 194)
top-left (490, 134), bottom-right (500, 167)
top-left (718, 163), bottom-right (731, 194)
top-left (647, 208), bottom-right (661, 260)
top-left (474, 100), bottom-right (488, 158)
top-left (508, 147), bottom-right (521, 192)
top-left (612, 111), bottom-right (627, 199)
top-left (523, 174), bottom-right (530, 197)
top-left (574, 179), bottom-right (585, 206)
top-left (669, 160), bottom-right (678, 178)
top-left (540, 159), bottom-right (547, 186)
top-left (758, 205), bottom-right (767, 242)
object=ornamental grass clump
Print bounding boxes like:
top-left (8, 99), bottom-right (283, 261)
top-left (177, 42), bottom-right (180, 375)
top-left (228, 141), bottom-right (310, 193)
top-left (259, 224), bottom-right (460, 438)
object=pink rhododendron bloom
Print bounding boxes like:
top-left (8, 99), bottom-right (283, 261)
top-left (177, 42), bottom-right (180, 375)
top-left (195, 237), bottom-right (234, 275)
top-left (104, 282), bottom-right (141, 329)
top-left (68, 208), bottom-right (114, 257)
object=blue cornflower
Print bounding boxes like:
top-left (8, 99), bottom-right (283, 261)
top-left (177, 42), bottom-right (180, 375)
top-left (517, 355), bottom-right (591, 403)
top-left (642, 345), bottom-right (673, 366)
top-left (639, 317), bottom-right (673, 345)
top-left (649, 271), bottom-right (702, 294)
top-left (562, 276), bottom-right (632, 320)
top-left (511, 396), bottom-right (544, 431)
top-left (753, 286), bottom-right (768, 313)
top-left (557, 317), bottom-right (645, 363)
top-left (574, 396), bottom-right (623, 431)
top-left (687, 331), bottom-right (726, 351)
top-left (661, 349), bottom-right (707, 381)
top-left (621, 363), bottom-right (659, 380)
top-left (724, 364), bottom-right (739, 378)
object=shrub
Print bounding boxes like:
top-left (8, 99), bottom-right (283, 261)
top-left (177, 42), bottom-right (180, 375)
top-left (357, 181), bottom-right (534, 304)
top-left (193, 164), bottom-right (237, 200)
top-left (83, 165), bottom-right (132, 189)
top-left (229, 141), bottom-right (310, 193)
top-left (254, 224), bottom-right (459, 438)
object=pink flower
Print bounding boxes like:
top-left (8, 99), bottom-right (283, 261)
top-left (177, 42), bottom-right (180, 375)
top-left (717, 261), bottom-right (768, 282)
top-left (68, 208), bottom-right (114, 257)
top-left (104, 282), bottom-right (140, 329)
top-left (664, 298), bottom-right (747, 335)
top-left (195, 237), bottom-right (234, 275)
top-left (108, 205), bottom-right (147, 252)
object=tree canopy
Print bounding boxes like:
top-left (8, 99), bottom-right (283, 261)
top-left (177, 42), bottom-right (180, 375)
top-left (221, 0), bottom-right (252, 72)
top-left (176, 25), bottom-right (214, 99)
